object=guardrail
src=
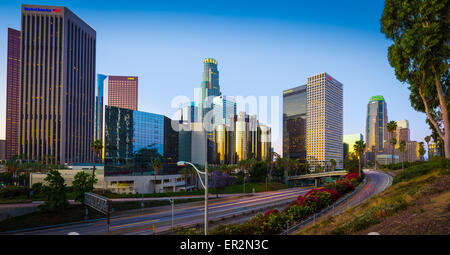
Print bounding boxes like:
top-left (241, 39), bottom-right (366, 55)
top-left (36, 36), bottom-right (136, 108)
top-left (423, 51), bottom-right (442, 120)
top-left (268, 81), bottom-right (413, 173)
top-left (288, 170), bottom-right (348, 180)
top-left (157, 199), bottom-right (294, 235)
top-left (280, 175), bottom-right (368, 235)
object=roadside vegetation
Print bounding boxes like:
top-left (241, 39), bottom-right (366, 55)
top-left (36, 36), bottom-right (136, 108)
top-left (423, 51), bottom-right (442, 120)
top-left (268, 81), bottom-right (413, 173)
top-left (298, 158), bottom-right (450, 235)
top-left (172, 173), bottom-right (362, 235)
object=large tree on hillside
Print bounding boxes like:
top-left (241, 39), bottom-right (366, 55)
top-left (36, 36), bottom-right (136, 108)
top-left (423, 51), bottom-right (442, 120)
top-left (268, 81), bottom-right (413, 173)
top-left (381, 0), bottom-right (450, 159)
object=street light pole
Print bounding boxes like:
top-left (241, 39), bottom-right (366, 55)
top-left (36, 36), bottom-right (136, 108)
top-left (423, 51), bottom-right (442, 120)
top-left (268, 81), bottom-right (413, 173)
top-left (204, 160), bottom-right (208, 235)
top-left (177, 160), bottom-right (208, 234)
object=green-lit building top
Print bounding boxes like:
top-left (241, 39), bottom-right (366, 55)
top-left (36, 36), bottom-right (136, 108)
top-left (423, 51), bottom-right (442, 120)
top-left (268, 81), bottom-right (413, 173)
top-left (368, 95), bottom-right (385, 103)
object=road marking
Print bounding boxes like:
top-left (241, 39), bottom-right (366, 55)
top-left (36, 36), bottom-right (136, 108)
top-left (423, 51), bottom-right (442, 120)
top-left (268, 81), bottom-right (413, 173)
top-left (111, 219), bottom-right (160, 229)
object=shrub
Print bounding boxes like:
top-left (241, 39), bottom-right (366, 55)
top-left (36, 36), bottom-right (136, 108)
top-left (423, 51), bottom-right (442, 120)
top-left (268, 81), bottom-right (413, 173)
top-left (31, 183), bottom-right (43, 194)
top-left (393, 160), bottom-right (445, 184)
top-left (287, 205), bottom-right (310, 222)
top-left (0, 185), bottom-right (30, 199)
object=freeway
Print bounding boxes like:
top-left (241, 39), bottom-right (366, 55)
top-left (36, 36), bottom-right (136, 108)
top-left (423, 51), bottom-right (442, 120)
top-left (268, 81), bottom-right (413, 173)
top-left (289, 169), bottom-right (393, 234)
top-left (333, 169), bottom-right (392, 214)
top-left (11, 187), bottom-right (314, 235)
top-left (7, 170), bottom-right (392, 235)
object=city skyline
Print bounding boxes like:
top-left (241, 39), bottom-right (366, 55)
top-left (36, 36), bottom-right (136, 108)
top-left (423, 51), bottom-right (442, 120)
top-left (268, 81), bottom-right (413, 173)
top-left (0, 0), bottom-right (432, 156)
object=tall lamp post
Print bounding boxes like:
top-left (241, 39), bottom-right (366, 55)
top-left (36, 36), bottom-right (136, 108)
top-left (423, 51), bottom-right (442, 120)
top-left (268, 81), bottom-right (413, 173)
top-left (177, 161), bottom-right (208, 235)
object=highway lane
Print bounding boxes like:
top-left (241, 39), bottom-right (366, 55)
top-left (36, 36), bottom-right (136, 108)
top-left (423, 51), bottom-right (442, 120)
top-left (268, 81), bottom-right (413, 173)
top-left (10, 170), bottom-right (391, 235)
top-left (334, 169), bottom-right (392, 214)
top-left (12, 187), bottom-right (314, 235)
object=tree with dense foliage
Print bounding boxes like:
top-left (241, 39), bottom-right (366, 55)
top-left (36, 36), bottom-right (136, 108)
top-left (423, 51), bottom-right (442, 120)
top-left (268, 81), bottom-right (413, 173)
top-left (381, 0), bottom-right (449, 159)
top-left (72, 171), bottom-right (97, 205)
top-left (40, 169), bottom-right (68, 211)
top-left (209, 170), bottom-right (234, 198)
top-left (249, 161), bottom-right (268, 182)
top-left (354, 140), bottom-right (366, 177)
top-left (179, 167), bottom-right (191, 189)
top-left (330, 159), bottom-right (336, 171)
top-left (90, 140), bottom-right (103, 186)
top-left (386, 121), bottom-right (398, 164)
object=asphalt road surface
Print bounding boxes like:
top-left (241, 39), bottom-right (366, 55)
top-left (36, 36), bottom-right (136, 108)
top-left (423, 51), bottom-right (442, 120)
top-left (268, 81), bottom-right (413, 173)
top-left (11, 187), bottom-right (314, 235)
top-left (7, 170), bottom-right (392, 235)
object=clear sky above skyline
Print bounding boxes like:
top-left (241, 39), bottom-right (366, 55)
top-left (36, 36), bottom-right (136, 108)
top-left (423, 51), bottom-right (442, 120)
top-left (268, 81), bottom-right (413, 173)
top-left (0, 0), bottom-right (431, 154)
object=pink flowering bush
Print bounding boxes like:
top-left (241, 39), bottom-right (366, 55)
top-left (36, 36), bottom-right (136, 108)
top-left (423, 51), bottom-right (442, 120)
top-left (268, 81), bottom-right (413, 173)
top-left (210, 173), bottom-right (362, 235)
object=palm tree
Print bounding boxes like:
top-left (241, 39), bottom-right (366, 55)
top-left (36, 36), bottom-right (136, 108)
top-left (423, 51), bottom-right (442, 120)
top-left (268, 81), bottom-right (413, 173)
top-left (418, 142), bottom-right (426, 161)
top-left (179, 167), bottom-right (190, 189)
top-left (90, 140), bottom-right (103, 186)
top-left (354, 140), bottom-right (366, 177)
top-left (390, 137), bottom-right (397, 164)
top-left (330, 159), bottom-right (336, 172)
top-left (424, 136), bottom-right (431, 160)
top-left (152, 157), bottom-right (162, 193)
top-left (399, 140), bottom-right (406, 170)
top-left (386, 121), bottom-right (398, 164)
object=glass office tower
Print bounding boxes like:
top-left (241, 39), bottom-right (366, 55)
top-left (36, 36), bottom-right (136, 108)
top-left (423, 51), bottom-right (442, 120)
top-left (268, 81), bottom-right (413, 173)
top-left (365, 95), bottom-right (389, 163)
top-left (19, 5), bottom-right (96, 164)
top-left (212, 95), bottom-right (236, 125)
top-left (104, 106), bottom-right (178, 176)
top-left (283, 85), bottom-right (307, 162)
top-left (5, 28), bottom-right (21, 159)
top-left (95, 74), bottom-right (107, 141)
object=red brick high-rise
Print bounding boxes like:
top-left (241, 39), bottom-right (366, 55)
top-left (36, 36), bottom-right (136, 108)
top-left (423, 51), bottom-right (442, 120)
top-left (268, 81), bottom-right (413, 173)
top-left (5, 28), bottom-right (20, 159)
top-left (108, 76), bottom-right (138, 110)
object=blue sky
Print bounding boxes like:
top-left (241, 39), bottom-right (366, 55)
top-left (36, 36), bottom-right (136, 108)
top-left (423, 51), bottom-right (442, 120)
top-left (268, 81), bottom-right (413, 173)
top-left (0, 0), bottom-right (430, 154)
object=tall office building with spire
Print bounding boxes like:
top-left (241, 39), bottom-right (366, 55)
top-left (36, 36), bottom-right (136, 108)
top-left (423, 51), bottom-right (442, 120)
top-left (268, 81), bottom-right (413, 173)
top-left (18, 4), bottom-right (96, 164)
top-left (200, 58), bottom-right (221, 122)
top-left (365, 95), bottom-right (389, 163)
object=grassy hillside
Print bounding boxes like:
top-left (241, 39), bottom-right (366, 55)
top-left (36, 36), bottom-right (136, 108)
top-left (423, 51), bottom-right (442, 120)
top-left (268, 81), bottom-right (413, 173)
top-left (298, 159), bottom-right (450, 235)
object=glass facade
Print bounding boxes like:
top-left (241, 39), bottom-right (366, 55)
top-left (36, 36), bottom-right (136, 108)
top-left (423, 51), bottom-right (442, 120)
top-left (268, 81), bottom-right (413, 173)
top-left (104, 106), bottom-right (178, 176)
top-left (95, 74), bottom-right (107, 141)
top-left (212, 95), bottom-right (236, 126)
top-left (200, 58), bottom-right (221, 121)
top-left (365, 95), bottom-right (388, 163)
top-left (283, 85), bottom-right (307, 161)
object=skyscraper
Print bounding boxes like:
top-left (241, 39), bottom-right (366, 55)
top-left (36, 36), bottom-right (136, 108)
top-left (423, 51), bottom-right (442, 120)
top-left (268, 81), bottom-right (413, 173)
top-left (306, 73), bottom-right (343, 170)
top-left (108, 76), bottom-right (138, 111)
top-left (5, 28), bottom-right (20, 159)
top-left (104, 106), bottom-right (178, 176)
top-left (212, 95), bottom-right (236, 126)
top-left (19, 5), bottom-right (96, 164)
top-left (365, 95), bottom-right (389, 163)
top-left (95, 74), bottom-right (107, 141)
top-left (283, 85), bottom-right (307, 162)
top-left (259, 125), bottom-right (271, 160)
top-left (180, 102), bottom-right (198, 124)
top-left (200, 58), bottom-right (221, 121)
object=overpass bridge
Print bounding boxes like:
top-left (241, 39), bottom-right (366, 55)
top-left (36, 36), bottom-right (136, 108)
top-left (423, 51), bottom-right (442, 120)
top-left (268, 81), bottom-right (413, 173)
top-left (287, 170), bottom-right (348, 186)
